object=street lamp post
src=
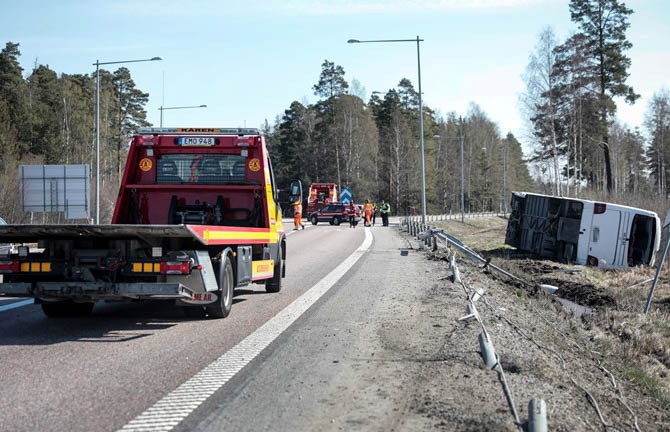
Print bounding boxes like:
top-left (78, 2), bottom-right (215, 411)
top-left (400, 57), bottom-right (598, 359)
top-left (460, 123), bottom-right (465, 223)
top-left (93, 56), bottom-right (161, 224)
top-left (159, 105), bottom-right (207, 128)
top-left (348, 36), bottom-right (427, 224)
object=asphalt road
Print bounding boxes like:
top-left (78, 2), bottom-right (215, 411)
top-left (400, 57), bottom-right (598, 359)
top-left (0, 220), bottom-right (416, 432)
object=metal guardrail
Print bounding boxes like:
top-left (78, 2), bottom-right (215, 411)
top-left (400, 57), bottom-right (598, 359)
top-left (401, 215), bottom-right (546, 432)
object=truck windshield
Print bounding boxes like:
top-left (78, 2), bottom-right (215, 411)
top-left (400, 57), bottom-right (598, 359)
top-left (156, 154), bottom-right (249, 185)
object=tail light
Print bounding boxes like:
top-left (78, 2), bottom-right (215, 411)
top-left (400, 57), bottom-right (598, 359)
top-left (160, 261), bottom-right (192, 275)
top-left (586, 255), bottom-right (599, 266)
top-left (594, 203), bottom-right (607, 214)
top-left (0, 260), bottom-right (19, 273)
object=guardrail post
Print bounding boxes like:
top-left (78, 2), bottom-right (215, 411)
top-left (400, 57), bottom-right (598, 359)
top-left (478, 332), bottom-right (497, 369)
top-left (431, 234), bottom-right (437, 251)
top-left (528, 399), bottom-right (547, 432)
top-left (452, 261), bottom-right (461, 284)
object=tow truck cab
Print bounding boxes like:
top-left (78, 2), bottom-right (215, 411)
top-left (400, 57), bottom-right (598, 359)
top-left (112, 126), bottom-right (286, 290)
top-left (114, 128), bottom-right (279, 228)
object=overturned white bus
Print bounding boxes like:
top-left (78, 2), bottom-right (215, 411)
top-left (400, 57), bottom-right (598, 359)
top-left (505, 192), bottom-right (661, 269)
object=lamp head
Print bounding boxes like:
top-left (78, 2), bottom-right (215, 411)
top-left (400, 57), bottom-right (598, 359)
top-left (151, 57), bottom-right (162, 61)
top-left (347, 39), bottom-right (360, 44)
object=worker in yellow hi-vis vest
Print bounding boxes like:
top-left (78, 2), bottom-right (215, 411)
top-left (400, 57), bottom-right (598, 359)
top-left (293, 200), bottom-right (305, 230)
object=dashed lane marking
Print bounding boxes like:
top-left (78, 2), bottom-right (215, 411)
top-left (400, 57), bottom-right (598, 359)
top-left (120, 228), bottom-right (373, 432)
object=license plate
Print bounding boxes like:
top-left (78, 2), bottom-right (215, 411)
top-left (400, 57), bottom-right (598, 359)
top-left (182, 291), bottom-right (218, 304)
top-left (178, 136), bottom-right (216, 146)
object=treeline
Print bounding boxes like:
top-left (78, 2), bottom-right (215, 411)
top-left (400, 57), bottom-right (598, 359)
top-left (522, 0), bottom-right (670, 216)
top-left (0, 42), bottom-right (149, 223)
top-left (265, 61), bottom-right (533, 216)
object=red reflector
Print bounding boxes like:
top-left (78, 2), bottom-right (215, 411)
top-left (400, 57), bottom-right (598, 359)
top-left (594, 203), bottom-right (606, 214)
top-left (586, 255), bottom-right (599, 267)
top-left (160, 261), bottom-right (191, 275)
top-left (0, 261), bottom-right (19, 273)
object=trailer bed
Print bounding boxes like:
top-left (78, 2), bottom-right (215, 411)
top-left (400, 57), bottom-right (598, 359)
top-left (0, 224), bottom-right (204, 244)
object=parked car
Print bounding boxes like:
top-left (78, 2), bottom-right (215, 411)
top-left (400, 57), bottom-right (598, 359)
top-left (309, 203), bottom-right (360, 226)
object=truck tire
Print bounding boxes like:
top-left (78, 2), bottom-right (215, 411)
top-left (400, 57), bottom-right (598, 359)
top-left (311, 215), bottom-right (318, 225)
top-left (41, 301), bottom-right (94, 318)
top-left (332, 216), bottom-right (341, 226)
top-left (265, 245), bottom-right (284, 293)
top-left (206, 254), bottom-right (234, 319)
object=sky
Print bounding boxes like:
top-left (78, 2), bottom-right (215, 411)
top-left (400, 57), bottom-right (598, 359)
top-left (1, 0), bottom-right (669, 153)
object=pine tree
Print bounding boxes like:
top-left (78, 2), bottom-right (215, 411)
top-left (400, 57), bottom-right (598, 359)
top-left (312, 60), bottom-right (349, 99)
top-left (569, 0), bottom-right (639, 193)
top-left (26, 65), bottom-right (64, 163)
top-left (110, 67), bottom-right (150, 180)
top-left (0, 42), bottom-right (31, 158)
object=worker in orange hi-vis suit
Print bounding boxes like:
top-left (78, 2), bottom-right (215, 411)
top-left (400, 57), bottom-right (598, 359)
top-left (293, 200), bottom-right (305, 230)
top-left (363, 199), bottom-right (375, 227)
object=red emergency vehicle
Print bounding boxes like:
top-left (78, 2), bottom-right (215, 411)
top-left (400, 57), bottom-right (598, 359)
top-left (307, 183), bottom-right (338, 214)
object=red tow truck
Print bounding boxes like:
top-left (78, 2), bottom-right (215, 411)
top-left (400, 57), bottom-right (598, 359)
top-left (0, 127), bottom-right (300, 318)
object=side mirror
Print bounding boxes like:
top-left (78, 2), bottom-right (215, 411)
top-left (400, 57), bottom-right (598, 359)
top-left (288, 180), bottom-right (302, 204)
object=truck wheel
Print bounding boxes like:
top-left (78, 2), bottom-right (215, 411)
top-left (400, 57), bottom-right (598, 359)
top-left (41, 301), bottom-right (94, 318)
top-left (206, 254), bottom-right (234, 319)
top-left (266, 247), bottom-right (284, 293)
top-left (311, 215), bottom-right (318, 225)
top-left (332, 216), bottom-right (341, 226)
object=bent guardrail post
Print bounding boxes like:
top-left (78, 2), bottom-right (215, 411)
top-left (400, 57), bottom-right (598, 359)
top-left (478, 331), bottom-right (497, 369)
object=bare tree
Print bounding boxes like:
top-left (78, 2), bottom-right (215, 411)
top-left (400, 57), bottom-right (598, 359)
top-left (521, 27), bottom-right (563, 196)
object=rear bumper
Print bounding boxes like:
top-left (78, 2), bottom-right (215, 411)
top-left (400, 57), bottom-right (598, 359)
top-left (0, 282), bottom-right (195, 301)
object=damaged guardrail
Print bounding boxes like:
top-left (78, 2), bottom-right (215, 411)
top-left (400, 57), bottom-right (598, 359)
top-left (402, 216), bottom-right (546, 432)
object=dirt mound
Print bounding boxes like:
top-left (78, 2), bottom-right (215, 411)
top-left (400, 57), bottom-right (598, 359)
top-left (542, 277), bottom-right (617, 307)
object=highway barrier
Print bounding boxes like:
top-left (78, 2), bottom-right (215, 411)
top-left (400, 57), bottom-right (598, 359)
top-left (402, 214), bottom-right (547, 431)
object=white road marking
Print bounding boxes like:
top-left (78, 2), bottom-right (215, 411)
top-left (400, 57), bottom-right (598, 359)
top-left (120, 228), bottom-right (373, 432)
top-left (0, 299), bottom-right (34, 312)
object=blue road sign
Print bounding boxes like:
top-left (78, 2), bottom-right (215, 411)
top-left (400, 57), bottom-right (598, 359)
top-left (340, 188), bottom-right (352, 204)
